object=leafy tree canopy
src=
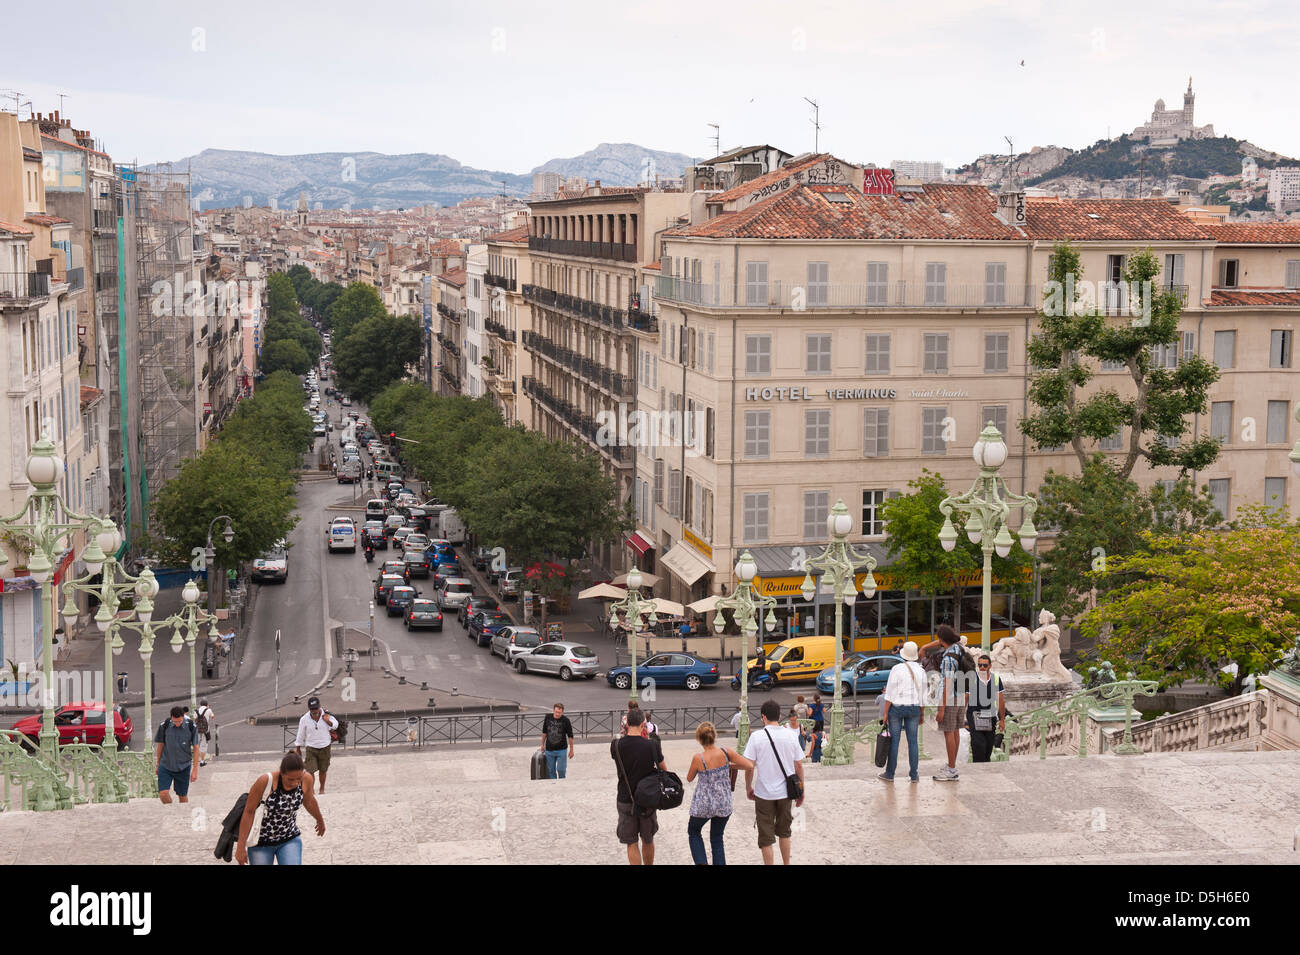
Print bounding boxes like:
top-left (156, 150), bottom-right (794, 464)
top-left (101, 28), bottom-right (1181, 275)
top-left (332, 313), bottom-right (422, 403)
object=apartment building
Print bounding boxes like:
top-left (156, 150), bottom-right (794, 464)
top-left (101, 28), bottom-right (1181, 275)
top-left (435, 267), bottom-right (467, 396)
top-left (484, 226), bottom-right (530, 426)
top-left (464, 245), bottom-right (487, 398)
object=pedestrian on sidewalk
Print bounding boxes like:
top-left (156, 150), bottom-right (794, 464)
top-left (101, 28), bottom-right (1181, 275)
top-left (293, 696), bottom-right (339, 793)
top-left (968, 652), bottom-right (1006, 763)
top-left (539, 703), bottom-right (575, 779)
top-left (878, 641), bottom-right (926, 783)
top-left (196, 699), bottom-right (215, 766)
top-left (610, 708), bottom-right (667, 865)
top-left (742, 699), bottom-right (805, 865)
top-left (154, 705), bottom-right (199, 805)
top-left (933, 625), bottom-right (969, 782)
top-left (809, 694), bottom-right (825, 733)
top-left (685, 721), bottom-right (753, 865)
top-left (793, 695), bottom-right (809, 720)
top-left (234, 752), bottom-right (326, 866)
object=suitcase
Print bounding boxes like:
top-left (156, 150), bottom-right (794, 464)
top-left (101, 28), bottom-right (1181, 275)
top-left (530, 750), bottom-right (549, 780)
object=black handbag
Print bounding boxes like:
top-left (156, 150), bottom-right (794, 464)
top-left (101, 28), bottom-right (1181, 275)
top-left (874, 729), bottom-right (890, 768)
top-left (763, 728), bottom-right (804, 800)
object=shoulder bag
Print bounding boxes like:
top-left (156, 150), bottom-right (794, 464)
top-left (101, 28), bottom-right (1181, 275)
top-left (763, 728), bottom-right (804, 800)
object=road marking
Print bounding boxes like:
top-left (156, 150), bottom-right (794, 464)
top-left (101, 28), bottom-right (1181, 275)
top-left (307, 658), bottom-right (322, 675)
top-left (424, 654), bottom-right (438, 669)
top-left (474, 656), bottom-right (486, 670)
top-left (255, 661), bottom-right (273, 679)
top-left (448, 654), bottom-right (462, 662)
top-left (401, 655), bottom-right (415, 670)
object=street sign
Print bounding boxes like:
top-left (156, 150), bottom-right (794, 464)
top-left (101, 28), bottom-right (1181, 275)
top-left (545, 621), bottom-right (564, 643)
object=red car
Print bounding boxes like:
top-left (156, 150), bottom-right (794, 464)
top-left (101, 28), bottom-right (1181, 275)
top-left (11, 701), bottom-right (133, 749)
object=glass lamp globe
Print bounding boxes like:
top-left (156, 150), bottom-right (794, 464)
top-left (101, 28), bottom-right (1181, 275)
top-left (826, 506), bottom-right (852, 540)
top-left (966, 511), bottom-right (984, 545)
top-left (994, 523), bottom-right (1015, 559)
top-left (735, 552), bottom-right (757, 584)
top-left (626, 568), bottom-right (643, 592)
top-left (862, 571), bottom-right (878, 599)
top-left (182, 580), bottom-right (200, 605)
top-left (222, 523), bottom-right (235, 545)
top-left (25, 446), bottom-right (60, 486)
top-left (27, 550), bottom-right (53, 584)
top-left (972, 424), bottom-right (1009, 470)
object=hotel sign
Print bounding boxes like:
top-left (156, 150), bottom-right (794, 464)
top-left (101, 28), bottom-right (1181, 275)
top-left (744, 385), bottom-right (897, 401)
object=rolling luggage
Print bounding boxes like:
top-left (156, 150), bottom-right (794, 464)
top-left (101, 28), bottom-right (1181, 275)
top-left (530, 749), bottom-right (549, 780)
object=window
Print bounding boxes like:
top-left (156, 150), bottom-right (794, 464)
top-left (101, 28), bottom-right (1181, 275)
top-left (1213, 330), bottom-right (1235, 369)
top-left (864, 333), bottom-right (890, 373)
top-left (707, 332), bottom-right (714, 373)
top-left (803, 491), bottom-right (830, 539)
top-left (1106, 254), bottom-right (1127, 312)
top-left (653, 459), bottom-right (664, 505)
top-left (924, 263), bottom-right (946, 305)
top-left (984, 263), bottom-right (1007, 305)
top-left (1210, 401), bottom-right (1233, 443)
top-left (1182, 330), bottom-right (1196, 363)
top-left (984, 332), bottom-right (1009, 373)
top-left (743, 493), bottom-right (769, 543)
top-left (745, 262), bottom-right (768, 306)
top-left (866, 262), bottom-right (888, 305)
top-left (1099, 429), bottom-right (1123, 451)
top-left (745, 334), bottom-right (771, 375)
top-left (1270, 330), bottom-right (1293, 369)
top-left (806, 262), bottom-right (829, 307)
top-left (1265, 477), bottom-right (1287, 512)
top-left (806, 334), bottom-right (831, 375)
top-left (861, 489), bottom-right (886, 537)
top-left (1101, 358), bottom-right (1126, 371)
top-left (863, 407), bottom-right (889, 457)
top-left (1268, 400), bottom-right (1290, 444)
top-left (923, 333), bottom-right (948, 374)
top-left (980, 405), bottom-right (1008, 439)
top-left (1219, 259), bottom-right (1239, 288)
top-left (1287, 260), bottom-right (1300, 289)
top-left (1149, 342), bottom-right (1178, 369)
top-left (922, 407), bottom-right (948, 455)
top-left (1208, 478), bottom-right (1231, 521)
top-left (805, 409), bottom-right (831, 457)
top-left (669, 468), bottom-right (683, 518)
top-left (705, 407), bottom-right (715, 457)
top-left (744, 410), bottom-right (770, 459)
top-left (1164, 253), bottom-right (1185, 290)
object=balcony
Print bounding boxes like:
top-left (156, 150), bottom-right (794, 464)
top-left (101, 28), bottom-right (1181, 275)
top-left (485, 272), bottom-right (516, 292)
top-left (521, 330), bottom-right (636, 398)
top-left (522, 376), bottom-right (632, 465)
top-left (436, 302), bottom-right (464, 324)
top-left (92, 208), bottom-right (117, 233)
top-left (0, 271), bottom-right (51, 308)
top-left (484, 316), bottom-right (517, 343)
top-left (63, 267), bottom-right (85, 292)
top-left (521, 284), bottom-right (630, 331)
top-left (654, 276), bottom-right (1041, 310)
top-left (527, 237), bottom-right (638, 263)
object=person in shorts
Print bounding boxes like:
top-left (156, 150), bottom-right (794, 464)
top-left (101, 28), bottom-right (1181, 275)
top-left (154, 705), bottom-right (199, 804)
top-left (933, 624), bottom-right (968, 781)
top-left (610, 708), bottom-right (667, 865)
top-left (293, 697), bottom-right (339, 793)
top-left (742, 699), bottom-right (805, 865)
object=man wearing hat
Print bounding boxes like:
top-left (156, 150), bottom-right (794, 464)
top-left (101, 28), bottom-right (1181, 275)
top-left (877, 641), bottom-right (927, 782)
top-left (293, 697), bottom-right (339, 793)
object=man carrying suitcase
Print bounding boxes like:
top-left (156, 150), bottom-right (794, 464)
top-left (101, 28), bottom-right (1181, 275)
top-left (538, 703), bottom-right (575, 779)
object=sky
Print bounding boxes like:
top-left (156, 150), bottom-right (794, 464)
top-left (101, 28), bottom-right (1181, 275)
top-left (3, 0), bottom-right (1298, 172)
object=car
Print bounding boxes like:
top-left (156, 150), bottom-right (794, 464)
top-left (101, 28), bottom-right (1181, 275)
top-left (498, 567), bottom-right (524, 600)
top-left (466, 609), bottom-right (509, 646)
top-left (607, 653), bottom-right (719, 691)
top-left (10, 701), bottom-right (134, 749)
top-left (513, 642), bottom-right (600, 681)
top-left (383, 514), bottom-right (405, 538)
top-left (313, 423), bottom-right (327, 437)
top-left (386, 585), bottom-right (418, 616)
top-left (437, 577), bottom-right (474, 610)
top-left (471, 546), bottom-right (492, 570)
top-left (365, 499), bottom-right (388, 521)
top-left (431, 566), bottom-right (464, 593)
top-left (391, 526), bottom-right (416, 550)
top-left (426, 541), bottom-right (456, 561)
top-left (490, 625), bottom-right (541, 663)
top-left (374, 573), bottom-right (405, 605)
top-left (337, 460), bottom-right (363, 483)
top-left (380, 559), bottom-right (409, 582)
top-left (341, 396), bottom-right (352, 407)
top-left (457, 593), bottom-right (501, 627)
top-left (405, 598), bottom-right (443, 631)
top-left (404, 533), bottom-right (430, 552)
top-left (362, 520), bottom-right (388, 549)
top-left (402, 548), bottom-right (431, 579)
top-left (405, 507), bottom-right (431, 532)
top-left (252, 540), bottom-right (289, 583)
top-left (348, 411), bottom-right (360, 421)
top-left (815, 654), bottom-right (905, 696)
top-left (327, 518), bottom-right (356, 553)
top-left (429, 555), bottom-right (462, 577)
top-left (385, 482), bottom-right (406, 502)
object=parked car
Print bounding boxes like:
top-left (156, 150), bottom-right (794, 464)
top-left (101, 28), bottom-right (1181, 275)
top-left (11, 701), bottom-right (133, 749)
top-left (457, 594), bottom-right (501, 627)
top-left (386, 585), bottom-right (418, 616)
top-left (402, 549), bottom-right (431, 579)
top-left (466, 609), bottom-right (509, 646)
top-left (436, 578), bottom-right (475, 611)
top-left (472, 546), bottom-right (492, 570)
top-left (498, 567), bottom-right (524, 600)
top-left (313, 423), bottom-right (327, 437)
top-left (374, 573), bottom-right (405, 605)
top-left (607, 653), bottom-right (719, 691)
top-left (404, 598), bottom-right (443, 631)
top-left (490, 625), bottom-right (541, 663)
top-left (513, 642), bottom-right (600, 681)
top-left (252, 540), bottom-right (289, 583)
top-left (815, 654), bottom-right (904, 696)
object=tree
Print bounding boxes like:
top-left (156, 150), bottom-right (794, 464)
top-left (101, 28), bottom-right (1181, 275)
top-left (332, 314), bottom-right (422, 403)
top-left (368, 381), bottom-right (436, 437)
top-left (1080, 506), bottom-right (1300, 693)
top-left (286, 265), bottom-right (312, 300)
top-left (328, 282), bottom-right (387, 345)
top-left (259, 338), bottom-right (311, 375)
top-left (1035, 455), bottom-right (1220, 623)
top-left (879, 470), bottom-right (1033, 629)
top-left (401, 396), bottom-right (506, 503)
top-left (1022, 243), bottom-right (1220, 480)
top-left (266, 272), bottom-right (299, 319)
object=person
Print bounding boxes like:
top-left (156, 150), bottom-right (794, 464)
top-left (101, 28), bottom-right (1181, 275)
top-left (807, 724), bottom-right (823, 763)
top-left (793, 695), bottom-right (809, 720)
top-left (195, 699), bottom-right (215, 766)
top-left (610, 708), bottom-right (667, 865)
top-left (787, 711), bottom-right (808, 753)
top-left (933, 624), bottom-right (968, 781)
top-left (539, 702), bottom-right (575, 779)
top-left (968, 652), bottom-right (1006, 762)
top-left (154, 705), bottom-right (199, 805)
top-left (742, 699), bottom-right (805, 865)
top-left (729, 704), bottom-right (743, 736)
top-left (234, 752), bottom-right (326, 866)
top-left (878, 641), bottom-right (926, 782)
top-left (293, 697), bottom-right (339, 794)
top-left (685, 721), bottom-right (754, 865)
top-left (679, 619), bottom-right (691, 641)
top-left (809, 694), bottom-right (825, 733)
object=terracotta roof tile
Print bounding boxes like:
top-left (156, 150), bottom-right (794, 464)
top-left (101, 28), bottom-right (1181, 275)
top-left (23, 214), bottom-right (71, 226)
top-left (487, 226), bottom-right (529, 243)
top-left (1208, 289), bottom-right (1300, 306)
top-left (438, 266), bottom-right (467, 286)
top-left (643, 260), bottom-right (662, 271)
top-left (79, 386), bottom-right (104, 410)
top-left (1022, 198), bottom-right (1211, 241)
top-left (707, 154), bottom-right (832, 205)
top-left (0, 220), bottom-right (34, 235)
top-left (1203, 223), bottom-right (1300, 244)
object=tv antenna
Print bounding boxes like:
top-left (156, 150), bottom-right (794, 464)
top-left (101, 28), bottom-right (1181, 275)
top-left (804, 97), bottom-right (821, 152)
top-left (58, 92), bottom-right (69, 114)
top-left (1003, 136), bottom-right (1015, 185)
top-left (708, 123), bottom-right (720, 157)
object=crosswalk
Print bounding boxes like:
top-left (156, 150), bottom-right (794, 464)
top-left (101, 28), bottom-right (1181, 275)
top-left (249, 651), bottom-right (491, 680)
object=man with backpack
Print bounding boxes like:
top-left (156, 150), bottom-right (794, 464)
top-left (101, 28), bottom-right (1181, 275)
top-left (196, 699), bottom-right (214, 766)
top-left (539, 702), bottom-right (574, 779)
top-left (933, 624), bottom-right (972, 781)
top-left (610, 708), bottom-right (667, 865)
top-left (155, 705), bottom-right (200, 805)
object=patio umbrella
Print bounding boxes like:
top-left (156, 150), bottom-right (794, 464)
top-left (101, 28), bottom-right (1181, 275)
top-left (613, 571), bottom-right (660, 587)
top-left (578, 583), bottom-right (627, 600)
top-left (650, 597), bottom-right (685, 618)
top-left (687, 594), bottom-right (721, 614)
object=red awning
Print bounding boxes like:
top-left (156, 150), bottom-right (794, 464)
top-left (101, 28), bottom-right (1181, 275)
top-left (625, 531), bottom-right (654, 557)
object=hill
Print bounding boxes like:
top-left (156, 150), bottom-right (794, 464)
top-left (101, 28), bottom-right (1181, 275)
top-left (1025, 135), bottom-right (1297, 188)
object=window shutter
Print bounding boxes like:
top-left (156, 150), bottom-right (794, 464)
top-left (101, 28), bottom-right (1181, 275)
top-left (1287, 260), bottom-right (1300, 289)
top-left (1181, 330), bottom-right (1195, 362)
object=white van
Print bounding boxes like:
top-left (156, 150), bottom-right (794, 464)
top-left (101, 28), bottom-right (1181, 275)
top-left (327, 518), bottom-right (357, 553)
top-left (438, 507), bottom-right (466, 545)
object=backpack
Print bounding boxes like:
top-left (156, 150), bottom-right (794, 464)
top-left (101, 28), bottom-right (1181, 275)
top-left (949, 643), bottom-right (976, 674)
top-left (195, 707), bottom-right (210, 735)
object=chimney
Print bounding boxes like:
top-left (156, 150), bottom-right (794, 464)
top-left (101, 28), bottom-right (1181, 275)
top-left (590, 179), bottom-right (602, 197)
top-left (995, 179), bottom-right (1026, 227)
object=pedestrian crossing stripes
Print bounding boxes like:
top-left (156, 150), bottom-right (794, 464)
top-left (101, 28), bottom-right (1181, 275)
top-left (307, 658), bottom-right (323, 675)
top-left (401, 655), bottom-right (415, 670)
top-left (254, 661), bottom-right (273, 679)
top-left (424, 654), bottom-right (438, 669)
top-left (447, 654), bottom-right (462, 662)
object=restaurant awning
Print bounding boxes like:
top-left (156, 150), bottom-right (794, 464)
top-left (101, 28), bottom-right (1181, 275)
top-left (660, 542), bottom-right (715, 587)
top-left (625, 531), bottom-right (655, 557)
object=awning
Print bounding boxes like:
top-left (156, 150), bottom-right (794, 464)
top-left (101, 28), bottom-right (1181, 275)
top-left (660, 542), bottom-right (715, 587)
top-left (625, 531), bottom-right (655, 557)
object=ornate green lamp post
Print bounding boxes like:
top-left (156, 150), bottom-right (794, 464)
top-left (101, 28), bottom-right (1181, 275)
top-left (712, 551), bottom-right (778, 750)
top-left (799, 500), bottom-right (878, 765)
top-left (175, 579), bottom-right (216, 712)
top-left (102, 570), bottom-right (165, 736)
top-left (608, 567), bottom-right (659, 702)
top-left (0, 434), bottom-right (111, 758)
top-left (938, 424), bottom-right (1039, 651)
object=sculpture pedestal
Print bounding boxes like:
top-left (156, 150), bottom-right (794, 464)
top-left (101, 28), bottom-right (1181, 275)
top-left (996, 673), bottom-right (1077, 712)
top-left (1257, 671), bottom-right (1300, 750)
top-left (1087, 706), bottom-right (1133, 755)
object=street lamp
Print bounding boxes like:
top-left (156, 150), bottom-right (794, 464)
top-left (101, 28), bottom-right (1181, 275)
top-left (204, 515), bottom-right (235, 615)
top-left (712, 551), bottom-right (777, 750)
top-left (176, 579), bottom-right (216, 712)
top-left (938, 423), bottom-right (1038, 651)
top-left (608, 567), bottom-right (659, 702)
top-left (799, 499), bottom-right (878, 765)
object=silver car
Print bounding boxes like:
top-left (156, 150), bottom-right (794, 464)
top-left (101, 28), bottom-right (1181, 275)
top-left (513, 641), bottom-right (600, 681)
top-left (490, 625), bottom-right (541, 663)
top-left (437, 577), bottom-right (475, 610)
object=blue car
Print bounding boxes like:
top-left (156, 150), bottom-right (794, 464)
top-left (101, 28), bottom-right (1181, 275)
top-left (815, 654), bottom-right (904, 696)
top-left (467, 609), bottom-right (510, 647)
top-left (607, 653), bottom-right (719, 692)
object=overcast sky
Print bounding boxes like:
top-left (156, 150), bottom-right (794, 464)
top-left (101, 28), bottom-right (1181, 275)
top-left (3, 0), bottom-right (1297, 171)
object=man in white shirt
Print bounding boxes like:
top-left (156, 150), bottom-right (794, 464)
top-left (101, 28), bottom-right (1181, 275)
top-left (195, 700), bottom-right (215, 766)
top-left (742, 698), bottom-right (805, 865)
top-left (879, 641), bottom-right (927, 782)
top-left (293, 696), bottom-right (339, 793)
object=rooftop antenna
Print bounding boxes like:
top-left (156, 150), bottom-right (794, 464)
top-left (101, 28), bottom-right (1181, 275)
top-left (804, 98), bottom-right (821, 152)
top-left (57, 92), bottom-right (69, 115)
top-left (708, 123), bottom-right (720, 157)
top-left (1003, 136), bottom-right (1015, 186)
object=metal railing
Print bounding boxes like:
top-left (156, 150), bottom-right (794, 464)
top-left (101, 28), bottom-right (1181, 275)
top-left (528, 237), bottom-right (638, 262)
top-left (655, 276), bottom-right (1042, 310)
top-left (63, 267), bottom-right (85, 291)
top-left (485, 272), bottom-right (516, 292)
top-left (0, 728), bottom-right (156, 811)
top-left (999, 678), bottom-right (1159, 760)
top-left (0, 271), bottom-right (50, 302)
top-left (521, 330), bottom-right (634, 398)
top-left (522, 283), bottom-right (631, 331)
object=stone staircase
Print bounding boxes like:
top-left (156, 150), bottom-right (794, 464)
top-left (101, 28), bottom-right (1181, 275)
top-left (2, 739), bottom-right (1298, 864)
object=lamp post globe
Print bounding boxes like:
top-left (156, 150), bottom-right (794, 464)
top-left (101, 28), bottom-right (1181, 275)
top-left (626, 568), bottom-right (642, 592)
top-left (24, 436), bottom-right (61, 488)
top-left (182, 579), bottom-right (201, 605)
top-left (972, 423), bottom-right (1008, 470)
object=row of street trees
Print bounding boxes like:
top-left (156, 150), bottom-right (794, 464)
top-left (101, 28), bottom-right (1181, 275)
top-left (258, 272), bottom-right (322, 376)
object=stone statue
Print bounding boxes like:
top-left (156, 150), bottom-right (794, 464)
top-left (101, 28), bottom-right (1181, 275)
top-left (1086, 660), bottom-right (1118, 689)
top-left (988, 609), bottom-right (1073, 684)
top-left (1281, 636), bottom-right (1300, 676)
top-left (1031, 609), bottom-right (1071, 682)
top-left (991, 626), bottom-right (1035, 672)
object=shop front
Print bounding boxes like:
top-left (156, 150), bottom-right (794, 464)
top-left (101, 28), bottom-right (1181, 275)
top-left (659, 529), bottom-right (715, 605)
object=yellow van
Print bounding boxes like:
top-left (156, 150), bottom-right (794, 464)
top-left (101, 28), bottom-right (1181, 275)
top-left (745, 636), bottom-right (840, 684)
